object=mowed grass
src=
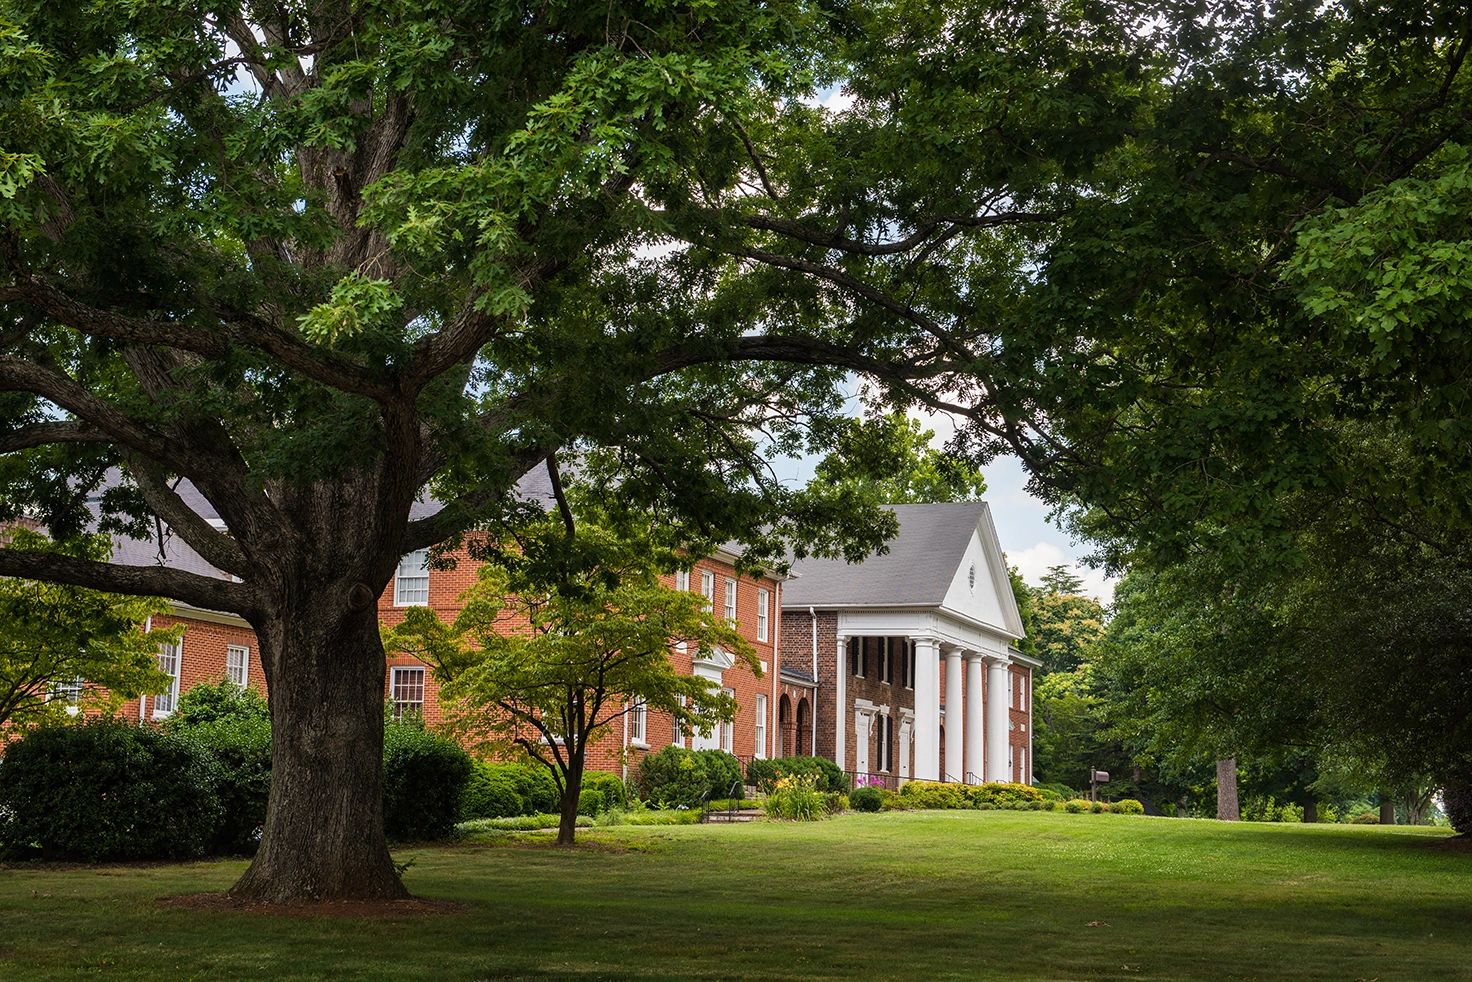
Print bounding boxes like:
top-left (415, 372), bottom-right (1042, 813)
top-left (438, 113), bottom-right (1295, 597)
top-left (1, 812), bottom-right (1469, 980)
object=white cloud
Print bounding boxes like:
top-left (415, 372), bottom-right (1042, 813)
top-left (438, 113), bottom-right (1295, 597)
top-left (1007, 541), bottom-right (1069, 584)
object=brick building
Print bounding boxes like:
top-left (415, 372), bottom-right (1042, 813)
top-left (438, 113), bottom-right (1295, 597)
top-left (780, 503), bottom-right (1038, 787)
top-left (80, 487), bottom-right (1034, 790)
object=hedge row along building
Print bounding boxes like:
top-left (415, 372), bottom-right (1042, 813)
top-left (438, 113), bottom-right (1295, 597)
top-left (95, 476), bottom-right (1035, 788)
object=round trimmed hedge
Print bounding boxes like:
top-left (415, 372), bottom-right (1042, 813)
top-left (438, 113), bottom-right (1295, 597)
top-left (381, 719), bottom-right (474, 841)
top-left (0, 719), bottom-right (223, 861)
top-left (636, 746), bottom-right (744, 808)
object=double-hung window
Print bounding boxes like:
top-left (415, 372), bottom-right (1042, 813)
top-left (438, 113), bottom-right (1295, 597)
top-left (226, 645), bottom-right (250, 688)
top-left (904, 640), bottom-right (916, 690)
top-left (723, 578), bottom-right (738, 624)
top-left (878, 638), bottom-right (892, 684)
top-left (754, 694), bottom-right (768, 758)
top-left (50, 677), bottom-right (84, 711)
top-left (394, 549), bottom-right (430, 606)
top-left (849, 637), bottom-right (863, 678)
top-left (700, 570), bottom-right (715, 612)
top-left (675, 569), bottom-right (690, 592)
top-left (390, 666), bottom-right (425, 720)
top-left (756, 589), bottom-right (769, 641)
top-left (878, 714), bottom-right (893, 772)
top-left (720, 688), bottom-right (735, 753)
top-left (630, 699), bottom-right (648, 746)
top-left (154, 640), bottom-right (182, 716)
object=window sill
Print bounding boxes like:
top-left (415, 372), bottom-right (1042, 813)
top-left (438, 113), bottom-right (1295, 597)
top-left (630, 740), bottom-right (650, 750)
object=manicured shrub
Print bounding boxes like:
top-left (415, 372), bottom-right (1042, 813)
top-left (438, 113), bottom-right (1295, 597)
top-left (1443, 776), bottom-right (1472, 835)
top-left (1111, 798), bottom-right (1145, 815)
top-left (168, 677), bottom-right (269, 727)
top-left (580, 770), bottom-right (631, 815)
top-left (899, 781), bottom-right (967, 809)
top-left (1042, 799), bottom-right (1062, 811)
top-left (747, 756), bottom-right (849, 793)
top-left (1091, 800), bottom-right (1110, 813)
top-left (163, 681), bottom-right (271, 855)
top-left (460, 762), bottom-right (526, 820)
top-left (1036, 782), bottom-right (1076, 802)
top-left (637, 746), bottom-right (712, 808)
top-left (1064, 798), bottom-right (1092, 813)
top-left (1023, 799), bottom-right (1044, 811)
top-left (1349, 811), bottom-right (1379, 824)
top-left (971, 782), bottom-right (1046, 808)
top-left (849, 785), bottom-right (884, 812)
top-left (693, 749), bottom-right (744, 799)
top-left (382, 718), bottom-right (474, 841)
top-left (637, 747), bottom-right (742, 807)
top-left (0, 720), bottom-right (222, 861)
top-left (509, 764), bottom-right (560, 814)
top-left (764, 774), bottom-right (830, 821)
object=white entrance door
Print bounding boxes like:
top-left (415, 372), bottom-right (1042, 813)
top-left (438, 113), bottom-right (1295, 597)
top-left (855, 711), bottom-right (870, 775)
top-left (898, 719), bottom-right (913, 779)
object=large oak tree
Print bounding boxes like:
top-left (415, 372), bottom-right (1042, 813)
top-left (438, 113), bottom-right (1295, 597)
top-left (0, 2), bottom-right (1150, 901)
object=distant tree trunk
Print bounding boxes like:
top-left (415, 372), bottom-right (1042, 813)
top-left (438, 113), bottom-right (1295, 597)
top-left (1216, 758), bottom-right (1240, 821)
top-left (1302, 799), bottom-right (1318, 823)
top-left (231, 592), bottom-right (406, 903)
top-left (1379, 796), bottom-right (1396, 826)
top-left (556, 753), bottom-right (586, 846)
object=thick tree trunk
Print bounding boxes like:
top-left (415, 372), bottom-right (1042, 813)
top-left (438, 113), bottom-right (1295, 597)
top-left (557, 755), bottom-right (586, 847)
top-left (230, 596), bottom-right (406, 903)
top-left (1216, 758), bottom-right (1240, 821)
top-left (1302, 799), bottom-right (1317, 823)
top-left (1379, 796), bottom-right (1396, 825)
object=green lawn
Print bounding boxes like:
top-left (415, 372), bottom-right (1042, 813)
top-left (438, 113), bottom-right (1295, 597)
top-left (1, 812), bottom-right (1468, 980)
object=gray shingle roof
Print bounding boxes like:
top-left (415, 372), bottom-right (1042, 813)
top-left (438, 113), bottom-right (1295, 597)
top-left (781, 502), bottom-right (988, 608)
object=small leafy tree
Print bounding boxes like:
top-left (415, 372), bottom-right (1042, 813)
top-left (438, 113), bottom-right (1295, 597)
top-left (0, 529), bottom-right (174, 728)
top-left (385, 516), bottom-right (754, 845)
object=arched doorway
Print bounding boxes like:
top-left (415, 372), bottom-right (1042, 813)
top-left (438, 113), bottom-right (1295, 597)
top-left (795, 697), bottom-right (811, 756)
top-left (777, 694), bottom-right (793, 757)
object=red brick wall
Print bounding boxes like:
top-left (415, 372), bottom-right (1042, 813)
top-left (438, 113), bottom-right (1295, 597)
top-left (1008, 663), bottom-right (1032, 784)
top-left (108, 549), bottom-right (782, 787)
top-left (114, 613), bottom-right (262, 722)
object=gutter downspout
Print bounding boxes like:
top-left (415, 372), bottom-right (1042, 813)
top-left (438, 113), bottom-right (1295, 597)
top-left (768, 580), bottom-right (781, 758)
top-left (139, 615), bottom-right (152, 722)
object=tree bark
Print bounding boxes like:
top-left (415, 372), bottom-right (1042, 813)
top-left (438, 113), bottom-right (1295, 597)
top-left (1216, 758), bottom-right (1240, 821)
top-left (1379, 797), bottom-right (1396, 825)
top-left (1302, 799), bottom-right (1317, 823)
top-left (229, 594), bottom-right (406, 903)
top-left (556, 754), bottom-right (586, 847)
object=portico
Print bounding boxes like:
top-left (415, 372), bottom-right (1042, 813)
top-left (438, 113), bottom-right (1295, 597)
top-left (781, 502), bottom-right (1038, 787)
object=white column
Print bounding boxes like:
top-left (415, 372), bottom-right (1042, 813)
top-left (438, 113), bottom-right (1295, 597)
top-left (964, 653), bottom-right (985, 784)
top-left (912, 637), bottom-right (941, 781)
top-left (943, 647), bottom-right (964, 782)
top-left (835, 634), bottom-right (848, 771)
top-left (985, 655), bottom-right (1011, 782)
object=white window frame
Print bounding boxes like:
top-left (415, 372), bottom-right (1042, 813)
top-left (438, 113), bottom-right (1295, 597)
top-left (905, 640), bottom-right (916, 690)
top-left (153, 639), bottom-right (182, 717)
top-left (754, 693), bottom-right (768, 758)
top-left (394, 549), bottom-right (430, 607)
top-left (700, 570), bottom-right (715, 612)
top-left (723, 578), bottom-right (738, 624)
top-left (878, 637), bottom-right (891, 685)
top-left (225, 645), bottom-right (250, 688)
top-left (675, 569), bottom-right (690, 592)
top-left (756, 589), bottom-right (769, 641)
top-left (630, 698), bottom-right (648, 747)
top-left (720, 688), bottom-right (735, 753)
top-left (878, 712), bottom-right (892, 773)
top-left (389, 665), bottom-right (426, 720)
top-left (50, 677), bottom-right (84, 714)
top-left (851, 637), bottom-right (864, 678)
